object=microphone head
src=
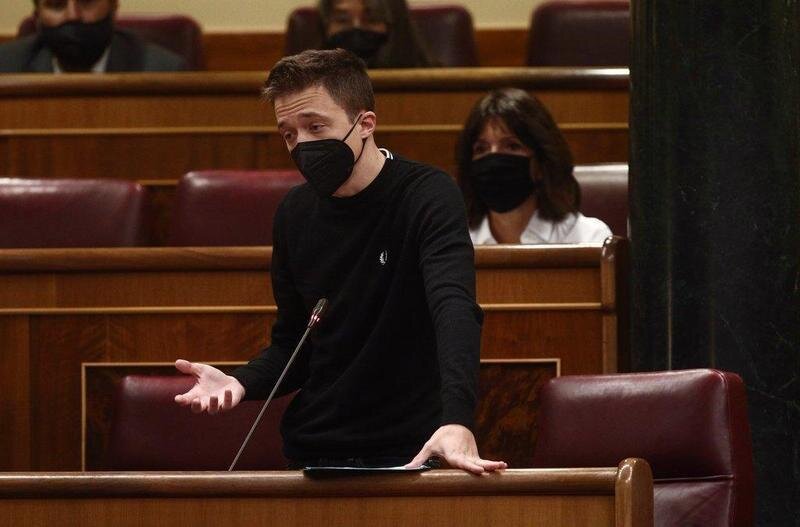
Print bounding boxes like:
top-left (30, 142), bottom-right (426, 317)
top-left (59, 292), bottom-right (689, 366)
top-left (308, 298), bottom-right (328, 328)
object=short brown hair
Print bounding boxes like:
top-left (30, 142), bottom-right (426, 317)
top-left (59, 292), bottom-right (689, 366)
top-left (456, 88), bottom-right (580, 228)
top-left (263, 49), bottom-right (375, 120)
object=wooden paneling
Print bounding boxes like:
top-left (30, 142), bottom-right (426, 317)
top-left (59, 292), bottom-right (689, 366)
top-left (0, 69), bottom-right (628, 128)
top-left (0, 242), bottom-right (628, 471)
top-left (0, 461), bottom-right (654, 527)
top-left (2, 495), bottom-right (616, 527)
top-left (1, 132), bottom-right (270, 181)
top-left (204, 28), bottom-right (540, 70)
top-left (0, 271), bottom-right (272, 310)
top-left (477, 266), bottom-right (600, 303)
top-left (28, 314), bottom-right (273, 471)
top-left (202, 31), bottom-right (285, 72)
top-left (0, 317), bottom-right (30, 471)
top-left (0, 124), bottom-right (626, 179)
top-left (475, 359), bottom-right (558, 467)
top-left (204, 28), bottom-right (532, 71)
top-left (29, 315), bottom-right (106, 470)
top-left (481, 310), bottom-right (603, 374)
top-left (475, 28), bottom-right (529, 67)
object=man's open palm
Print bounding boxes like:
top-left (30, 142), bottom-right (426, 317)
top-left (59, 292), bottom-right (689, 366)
top-left (173, 359), bottom-right (245, 415)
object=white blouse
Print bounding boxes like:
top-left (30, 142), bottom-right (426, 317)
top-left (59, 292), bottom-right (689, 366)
top-left (470, 211), bottom-right (612, 245)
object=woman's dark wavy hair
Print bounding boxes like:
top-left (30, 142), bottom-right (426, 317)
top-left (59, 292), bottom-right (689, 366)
top-left (456, 88), bottom-right (580, 229)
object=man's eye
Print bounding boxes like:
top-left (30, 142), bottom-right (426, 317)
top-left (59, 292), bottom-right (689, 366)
top-left (310, 124), bottom-right (324, 132)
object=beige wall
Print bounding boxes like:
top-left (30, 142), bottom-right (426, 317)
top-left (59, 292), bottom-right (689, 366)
top-left (0, 0), bottom-right (536, 34)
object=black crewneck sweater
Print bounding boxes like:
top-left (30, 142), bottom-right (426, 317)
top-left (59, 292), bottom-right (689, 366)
top-left (232, 155), bottom-right (483, 461)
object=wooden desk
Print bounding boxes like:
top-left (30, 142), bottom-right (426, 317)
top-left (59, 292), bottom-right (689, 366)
top-left (0, 459), bottom-right (653, 527)
top-left (0, 241), bottom-right (628, 472)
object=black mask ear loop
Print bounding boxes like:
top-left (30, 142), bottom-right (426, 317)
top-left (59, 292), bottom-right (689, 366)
top-left (343, 113), bottom-right (368, 167)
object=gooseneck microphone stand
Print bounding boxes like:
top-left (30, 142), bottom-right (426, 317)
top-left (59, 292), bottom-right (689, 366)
top-left (228, 298), bottom-right (328, 471)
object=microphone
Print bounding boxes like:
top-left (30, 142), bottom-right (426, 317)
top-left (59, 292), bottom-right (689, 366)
top-left (308, 297), bottom-right (327, 328)
top-left (228, 298), bottom-right (328, 471)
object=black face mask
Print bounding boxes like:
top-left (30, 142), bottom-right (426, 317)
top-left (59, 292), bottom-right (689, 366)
top-left (291, 114), bottom-right (366, 197)
top-left (469, 153), bottom-right (535, 213)
top-left (40, 14), bottom-right (114, 72)
top-left (325, 28), bottom-right (388, 62)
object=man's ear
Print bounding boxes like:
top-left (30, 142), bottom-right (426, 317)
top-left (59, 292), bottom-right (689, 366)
top-left (358, 111), bottom-right (378, 138)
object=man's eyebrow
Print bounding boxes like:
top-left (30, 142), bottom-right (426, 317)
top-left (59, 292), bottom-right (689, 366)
top-left (277, 111), bottom-right (329, 130)
top-left (297, 111), bottom-right (328, 120)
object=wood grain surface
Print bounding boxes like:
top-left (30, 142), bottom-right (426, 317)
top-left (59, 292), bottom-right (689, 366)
top-left (0, 461), bottom-right (653, 527)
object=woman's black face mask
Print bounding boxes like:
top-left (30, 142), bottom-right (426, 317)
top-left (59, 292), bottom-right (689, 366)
top-left (325, 28), bottom-right (388, 62)
top-left (291, 114), bottom-right (366, 197)
top-left (40, 14), bottom-right (114, 71)
top-left (469, 153), bottom-right (535, 213)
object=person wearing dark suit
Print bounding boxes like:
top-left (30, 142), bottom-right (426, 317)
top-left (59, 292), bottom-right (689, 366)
top-left (0, 0), bottom-right (186, 73)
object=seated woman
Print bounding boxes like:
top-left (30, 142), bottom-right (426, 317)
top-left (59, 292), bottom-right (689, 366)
top-left (319, 0), bottom-right (433, 67)
top-left (457, 88), bottom-right (612, 244)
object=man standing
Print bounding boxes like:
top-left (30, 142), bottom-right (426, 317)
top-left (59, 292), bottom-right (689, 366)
top-left (0, 0), bottom-right (186, 73)
top-left (175, 49), bottom-right (504, 474)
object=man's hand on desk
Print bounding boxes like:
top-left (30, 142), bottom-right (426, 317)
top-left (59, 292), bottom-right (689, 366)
top-left (173, 359), bottom-right (245, 414)
top-left (405, 424), bottom-right (507, 475)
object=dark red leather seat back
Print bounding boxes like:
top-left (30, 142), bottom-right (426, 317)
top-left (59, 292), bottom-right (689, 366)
top-left (574, 163), bottom-right (628, 236)
top-left (106, 375), bottom-right (294, 470)
top-left (284, 7), bottom-right (325, 58)
top-left (533, 369), bottom-right (754, 526)
top-left (285, 5), bottom-right (478, 66)
top-left (527, 0), bottom-right (630, 66)
top-left (18, 13), bottom-right (205, 69)
top-left (167, 170), bottom-right (304, 246)
top-left (408, 5), bottom-right (478, 67)
top-left (0, 178), bottom-right (148, 248)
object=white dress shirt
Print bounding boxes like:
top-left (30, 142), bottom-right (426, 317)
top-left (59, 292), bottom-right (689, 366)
top-left (470, 210), bottom-right (612, 245)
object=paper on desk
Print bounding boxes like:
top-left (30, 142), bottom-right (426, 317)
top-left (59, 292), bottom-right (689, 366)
top-left (303, 464), bottom-right (432, 475)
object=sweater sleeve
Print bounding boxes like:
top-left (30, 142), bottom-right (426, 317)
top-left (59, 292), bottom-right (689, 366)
top-left (412, 171), bottom-right (483, 430)
top-left (231, 195), bottom-right (311, 399)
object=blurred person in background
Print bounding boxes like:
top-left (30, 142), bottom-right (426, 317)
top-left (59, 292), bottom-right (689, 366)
top-left (319, 0), bottom-right (433, 68)
top-left (0, 0), bottom-right (186, 73)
